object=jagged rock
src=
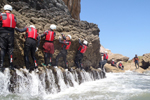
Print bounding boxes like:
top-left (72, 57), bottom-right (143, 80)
top-left (0, 0), bottom-right (101, 69)
top-left (63, 0), bottom-right (81, 20)
top-left (141, 53), bottom-right (150, 69)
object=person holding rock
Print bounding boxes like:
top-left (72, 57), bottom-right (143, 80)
top-left (118, 61), bottom-right (124, 70)
top-left (111, 59), bottom-right (117, 68)
top-left (54, 33), bottom-right (71, 71)
top-left (133, 54), bottom-right (139, 69)
top-left (0, 4), bottom-right (17, 71)
top-left (41, 24), bottom-right (56, 67)
top-left (74, 38), bottom-right (88, 70)
top-left (15, 25), bottom-right (40, 72)
top-left (98, 51), bottom-right (108, 70)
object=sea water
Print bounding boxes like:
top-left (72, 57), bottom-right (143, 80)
top-left (0, 69), bottom-right (150, 100)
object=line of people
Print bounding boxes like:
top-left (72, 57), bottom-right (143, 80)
top-left (0, 4), bottom-right (88, 72)
top-left (100, 50), bottom-right (140, 70)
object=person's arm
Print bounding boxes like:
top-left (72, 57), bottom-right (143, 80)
top-left (59, 38), bottom-right (69, 45)
top-left (37, 35), bottom-right (40, 47)
top-left (0, 13), bottom-right (2, 21)
top-left (61, 33), bottom-right (66, 40)
top-left (41, 31), bottom-right (48, 38)
top-left (15, 27), bottom-right (27, 32)
top-left (79, 39), bottom-right (83, 46)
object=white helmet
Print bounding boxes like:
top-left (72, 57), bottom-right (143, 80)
top-left (50, 24), bottom-right (56, 30)
top-left (120, 61), bottom-right (122, 63)
top-left (83, 40), bottom-right (88, 45)
top-left (67, 35), bottom-right (72, 40)
top-left (105, 51), bottom-right (107, 53)
top-left (30, 25), bottom-right (36, 29)
top-left (112, 59), bottom-right (114, 61)
top-left (4, 4), bottom-right (12, 11)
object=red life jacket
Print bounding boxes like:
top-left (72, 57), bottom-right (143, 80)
top-left (119, 63), bottom-right (122, 66)
top-left (103, 53), bottom-right (108, 60)
top-left (78, 45), bottom-right (87, 53)
top-left (2, 13), bottom-right (16, 28)
top-left (112, 61), bottom-right (114, 64)
top-left (45, 31), bottom-right (55, 41)
top-left (26, 27), bottom-right (38, 40)
top-left (62, 40), bottom-right (71, 50)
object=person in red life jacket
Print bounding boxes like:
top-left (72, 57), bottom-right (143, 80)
top-left (74, 39), bottom-right (88, 70)
top-left (54, 33), bottom-right (71, 71)
top-left (41, 24), bottom-right (56, 67)
top-left (111, 59), bottom-right (117, 67)
top-left (133, 54), bottom-right (139, 69)
top-left (118, 61), bottom-right (124, 70)
top-left (0, 5), bottom-right (17, 71)
top-left (15, 25), bottom-right (40, 72)
top-left (98, 51), bottom-right (108, 70)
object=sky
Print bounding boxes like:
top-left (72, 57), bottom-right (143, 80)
top-left (80, 0), bottom-right (150, 59)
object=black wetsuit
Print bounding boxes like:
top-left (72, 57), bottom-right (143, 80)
top-left (55, 34), bottom-right (71, 69)
top-left (15, 27), bottom-right (40, 70)
top-left (111, 61), bottom-right (117, 67)
top-left (0, 13), bottom-right (17, 70)
top-left (75, 39), bottom-right (87, 69)
top-left (99, 53), bottom-right (108, 70)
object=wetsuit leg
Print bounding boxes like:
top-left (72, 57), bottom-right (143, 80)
top-left (0, 48), bottom-right (5, 67)
top-left (44, 53), bottom-right (48, 66)
top-left (31, 44), bottom-right (37, 68)
top-left (55, 52), bottom-right (63, 66)
top-left (75, 55), bottom-right (80, 68)
top-left (8, 36), bottom-right (14, 70)
top-left (24, 44), bottom-right (30, 70)
top-left (79, 54), bottom-right (83, 70)
top-left (63, 54), bottom-right (68, 69)
top-left (49, 53), bottom-right (52, 65)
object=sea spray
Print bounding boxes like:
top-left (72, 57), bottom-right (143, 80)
top-left (0, 67), bottom-right (105, 99)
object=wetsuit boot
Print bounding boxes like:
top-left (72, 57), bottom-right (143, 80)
top-left (0, 49), bottom-right (5, 72)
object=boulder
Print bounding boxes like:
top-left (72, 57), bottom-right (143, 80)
top-left (108, 54), bottom-right (129, 63)
top-left (141, 53), bottom-right (150, 69)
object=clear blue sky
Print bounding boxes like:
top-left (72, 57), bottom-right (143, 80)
top-left (80, 0), bottom-right (150, 59)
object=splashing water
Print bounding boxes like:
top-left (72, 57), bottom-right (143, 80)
top-left (0, 68), bottom-right (105, 100)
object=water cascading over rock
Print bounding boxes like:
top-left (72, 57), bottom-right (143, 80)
top-left (0, 68), bottom-right (105, 96)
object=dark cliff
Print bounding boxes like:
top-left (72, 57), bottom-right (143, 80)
top-left (0, 0), bottom-right (101, 69)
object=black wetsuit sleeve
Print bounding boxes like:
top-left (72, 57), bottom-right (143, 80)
top-left (59, 38), bottom-right (69, 45)
top-left (79, 39), bottom-right (83, 46)
top-left (15, 27), bottom-right (27, 32)
top-left (62, 34), bottom-right (66, 40)
top-left (14, 16), bottom-right (17, 23)
top-left (37, 35), bottom-right (40, 47)
top-left (54, 32), bottom-right (56, 37)
top-left (41, 31), bottom-right (47, 38)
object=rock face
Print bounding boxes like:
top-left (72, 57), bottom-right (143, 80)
top-left (0, 0), bottom-right (100, 69)
top-left (141, 53), bottom-right (150, 69)
top-left (63, 0), bottom-right (81, 20)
